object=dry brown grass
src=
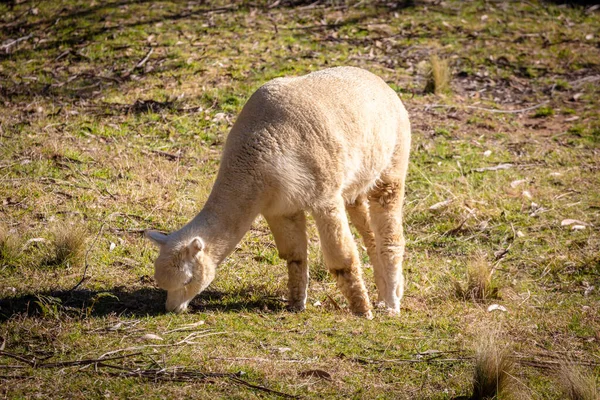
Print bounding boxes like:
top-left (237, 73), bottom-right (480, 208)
top-left (425, 54), bottom-right (451, 95)
top-left (469, 336), bottom-right (515, 400)
top-left (0, 224), bottom-right (21, 266)
top-left (556, 363), bottom-right (598, 400)
top-left (455, 253), bottom-right (499, 302)
top-left (44, 222), bottom-right (87, 267)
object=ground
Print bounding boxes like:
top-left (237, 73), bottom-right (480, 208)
top-left (0, 1), bottom-right (599, 399)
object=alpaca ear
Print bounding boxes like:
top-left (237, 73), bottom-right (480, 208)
top-left (188, 237), bottom-right (205, 255)
top-left (145, 230), bottom-right (168, 246)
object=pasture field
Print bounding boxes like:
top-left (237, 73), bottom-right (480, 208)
top-left (0, 1), bottom-right (599, 398)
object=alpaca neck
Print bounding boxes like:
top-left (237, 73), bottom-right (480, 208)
top-left (179, 178), bottom-right (260, 265)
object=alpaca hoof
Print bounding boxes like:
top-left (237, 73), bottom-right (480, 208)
top-left (167, 304), bottom-right (188, 314)
top-left (386, 307), bottom-right (400, 316)
top-left (353, 309), bottom-right (373, 319)
top-left (287, 302), bottom-right (306, 312)
top-left (375, 301), bottom-right (387, 309)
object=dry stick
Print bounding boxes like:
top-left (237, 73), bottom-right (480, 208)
top-left (229, 375), bottom-right (299, 399)
top-left (68, 220), bottom-right (107, 292)
top-left (0, 34), bottom-right (33, 52)
top-left (0, 350), bottom-right (142, 368)
top-left (99, 331), bottom-right (228, 359)
top-left (95, 364), bottom-right (298, 399)
top-left (0, 351), bottom-right (35, 366)
top-left (135, 47), bottom-right (154, 69)
top-left (209, 357), bottom-right (310, 364)
top-left (351, 355), bottom-right (473, 365)
top-left (425, 101), bottom-right (549, 114)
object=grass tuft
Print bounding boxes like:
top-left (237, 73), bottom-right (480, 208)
top-left (425, 54), bottom-right (451, 95)
top-left (44, 222), bottom-right (87, 267)
top-left (455, 254), bottom-right (499, 302)
top-left (0, 224), bottom-right (21, 267)
top-left (556, 363), bottom-right (598, 400)
top-left (533, 106), bottom-right (554, 118)
top-left (469, 336), bottom-right (515, 400)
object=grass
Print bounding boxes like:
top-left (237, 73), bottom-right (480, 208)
top-left (0, 224), bottom-right (21, 267)
top-left (469, 335), bottom-right (515, 400)
top-left (43, 222), bottom-right (87, 267)
top-left (556, 363), bottom-right (598, 400)
top-left (425, 54), bottom-right (452, 95)
top-left (0, 0), bottom-right (599, 398)
top-left (455, 253), bottom-right (499, 302)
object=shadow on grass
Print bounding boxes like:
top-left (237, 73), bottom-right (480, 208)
top-left (0, 0), bottom-right (418, 104)
top-left (0, 285), bottom-right (287, 322)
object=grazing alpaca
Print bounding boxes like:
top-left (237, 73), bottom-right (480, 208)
top-left (146, 66), bottom-right (411, 318)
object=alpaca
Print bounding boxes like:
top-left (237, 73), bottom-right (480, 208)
top-left (146, 66), bottom-right (411, 318)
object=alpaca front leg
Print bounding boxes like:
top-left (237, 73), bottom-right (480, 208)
top-left (368, 179), bottom-right (407, 315)
top-left (313, 199), bottom-right (372, 318)
top-left (346, 195), bottom-right (387, 306)
top-left (265, 212), bottom-right (309, 311)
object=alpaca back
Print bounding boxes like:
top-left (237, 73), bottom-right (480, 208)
top-left (215, 66), bottom-right (410, 215)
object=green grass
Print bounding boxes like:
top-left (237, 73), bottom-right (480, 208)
top-left (1, 0), bottom-right (599, 399)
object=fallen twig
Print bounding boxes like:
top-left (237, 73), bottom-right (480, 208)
top-left (99, 331), bottom-right (228, 359)
top-left (68, 219), bottom-right (107, 292)
top-left (425, 101), bottom-right (549, 114)
top-left (209, 357), bottom-right (311, 364)
top-left (351, 355), bottom-right (473, 365)
top-left (0, 350), bottom-right (142, 368)
top-left (0, 351), bottom-right (296, 398)
top-left (150, 149), bottom-right (182, 160)
top-left (1, 34), bottom-right (33, 52)
top-left (135, 47), bottom-right (154, 69)
top-left (98, 364), bottom-right (298, 398)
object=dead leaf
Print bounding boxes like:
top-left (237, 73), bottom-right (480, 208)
top-left (510, 179), bottom-right (527, 188)
top-left (483, 150), bottom-right (492, 157)
top-left (299, 369), bottom-right (332, 380)
top-left (473, 163), bottom-right (513, 172)
top-left (140, 333), bottom-right (163, 341)
top-left (487, 304), bottom-right (507, 312)
top-left (429, 199), bottom-right (452, 211)
top-left (561, 219), bottom-right (589, 227)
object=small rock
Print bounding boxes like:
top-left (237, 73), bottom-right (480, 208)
top-left (487, 304), bottom-right (507, 312)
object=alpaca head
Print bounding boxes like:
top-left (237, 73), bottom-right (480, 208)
top-left (145, 230), bottom-right (215, 313)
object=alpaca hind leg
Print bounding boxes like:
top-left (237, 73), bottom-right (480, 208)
top-left (265, 212), bottom-right (308, 311)
top-left (346, 195), bottom-right (386, 306)
top-left (313, 198), bottom-right (372, 318)
top-left (368, 178), bottom-right (407, 315)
